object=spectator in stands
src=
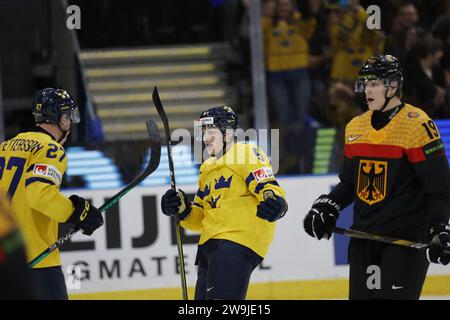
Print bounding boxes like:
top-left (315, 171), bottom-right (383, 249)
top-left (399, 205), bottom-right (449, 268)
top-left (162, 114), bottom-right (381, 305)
top-left (385, 1), bottom-right (425, 66)
top-left (262, 0), bottom-right (317, 173)
top-left (431, 10), bottom-right (450, 118)
top-left (329, 0), bottom-right (384, 83)
top-left (326, 81), bottom-right (361, 128)
top-left (404, 35), bottom-right (446, 116)
top-left (298, 0), bottom-right (332, 126)
top-left (262, 0), bottom-right (316, 129)
top-left (224, 0), bottom-right (253, 122)
top-left (263, 0), bottom-right (277, 17)
top-left (414, 0), bottom-right (449, 31)
top-left (326, 0), bottom-right (384, 162)
top-left (360, 0), bottom-right (403, 33)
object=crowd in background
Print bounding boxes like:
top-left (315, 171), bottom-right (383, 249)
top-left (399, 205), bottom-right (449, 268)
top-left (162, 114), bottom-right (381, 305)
top-left (74, 0), bottom-right (450, 129)
top-left (248, 0), bottom-right (450, 173)
top-left (49, 0), bottom-right (450, 174)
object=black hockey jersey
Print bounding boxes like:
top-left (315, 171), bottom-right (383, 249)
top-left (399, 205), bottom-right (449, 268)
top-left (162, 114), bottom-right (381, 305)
top-left (330, 103), bottom-right (450, 233)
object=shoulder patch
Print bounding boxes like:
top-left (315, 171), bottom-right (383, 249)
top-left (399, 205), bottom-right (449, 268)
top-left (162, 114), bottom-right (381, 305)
top-left (32, 164), bottom-right (62, 186)
top-left (252, 167), bottom-right (274, 182)
top-left (407, 111), bottom-right (420, 118)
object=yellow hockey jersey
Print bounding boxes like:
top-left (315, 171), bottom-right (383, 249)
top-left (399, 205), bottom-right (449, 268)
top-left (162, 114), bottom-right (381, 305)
top-left (262, 13), bottom-right (316, 72)
top-left (0, 130), bottom-right (74, 268)
top-left (330, 6), bottom-right (383, 82)
top-left (181, 143), bottom-right (286, 258)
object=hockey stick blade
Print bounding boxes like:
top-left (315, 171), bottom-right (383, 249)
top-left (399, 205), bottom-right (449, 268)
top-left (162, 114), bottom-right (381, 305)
top-left (28, 120), bottom-right (161, 268)
top-left (152, 87), bottom-right (177, 195)
top-left (152, 86), bottom-right (176, 190)
top-left (331, 227), bottom-right (450, 255)
top-left (152, 86), bottom-right (188, 300)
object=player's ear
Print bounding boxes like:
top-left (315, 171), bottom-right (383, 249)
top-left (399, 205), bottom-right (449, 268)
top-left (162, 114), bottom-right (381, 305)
top-left (390, 80), bottom-right (398, 89)
top-left (388, 80), bottom-right (399, 96)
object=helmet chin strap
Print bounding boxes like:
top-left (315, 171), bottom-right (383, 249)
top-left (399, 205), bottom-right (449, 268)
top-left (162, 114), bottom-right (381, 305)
top-left (57, 121), bottom-right (70, 144)
top-left (57, 129), bottom-right (69, 144)
top-left (218, 129), bottom-right (233, 159)
top-left (378, 85), bottom-right (397, 112)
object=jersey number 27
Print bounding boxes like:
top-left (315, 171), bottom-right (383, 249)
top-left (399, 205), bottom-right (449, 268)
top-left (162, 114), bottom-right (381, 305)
top-left (0, 156), bottom-right (26, 198)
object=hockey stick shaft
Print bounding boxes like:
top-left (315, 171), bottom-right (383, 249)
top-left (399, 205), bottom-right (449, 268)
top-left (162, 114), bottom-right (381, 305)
top-left (152, 86), bottom-right (189, 300)
top-left (331, 227), bottom-right (450, 254)
top-left (28, 120), bottom-right (161, 268)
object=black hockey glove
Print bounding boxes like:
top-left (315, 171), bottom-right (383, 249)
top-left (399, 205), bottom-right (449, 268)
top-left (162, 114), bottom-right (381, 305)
top-left (67, 195), bottom-right (104, 236)
top-left (161, 189), bottom-right (191, 220)
top-left (303, 194), bottom-right (340, 240)
top-left (426, 223), bottom-right (450, 265)
top-left (257, 190), bottom-right (288, 222)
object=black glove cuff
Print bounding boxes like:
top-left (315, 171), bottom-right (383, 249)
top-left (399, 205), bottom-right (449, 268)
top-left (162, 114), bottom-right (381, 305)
top-left (312, 194), bottom-right (341, 216)
top-left (429, 223), bottom-right (450, 238)
top-left (179, 206), bottom-right (192, 220)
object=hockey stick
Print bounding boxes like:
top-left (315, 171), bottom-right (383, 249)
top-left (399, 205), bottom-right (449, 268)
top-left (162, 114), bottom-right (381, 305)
top-left (152, 86), bottom-right (189, 300)
top-left (28, 120), bottom-right (161, 268)
top-left (331, 227), bottom-right (450, 254)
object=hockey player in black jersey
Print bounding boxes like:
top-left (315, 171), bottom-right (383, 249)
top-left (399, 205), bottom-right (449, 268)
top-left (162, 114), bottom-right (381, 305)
top-left (303, 55), bottom-right (450, 299)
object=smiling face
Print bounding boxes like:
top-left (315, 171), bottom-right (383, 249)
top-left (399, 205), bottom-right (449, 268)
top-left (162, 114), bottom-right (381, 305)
top-left (202, 127), bottom-right (235, 156)
top-left (203, 127), bottom-right (223, 156)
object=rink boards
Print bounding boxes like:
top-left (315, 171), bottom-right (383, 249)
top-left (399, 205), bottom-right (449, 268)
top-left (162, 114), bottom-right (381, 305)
top-left (60, 175), bottom-right (450, 299)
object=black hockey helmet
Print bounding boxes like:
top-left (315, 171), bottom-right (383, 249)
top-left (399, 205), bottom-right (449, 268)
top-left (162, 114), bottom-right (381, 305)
top-left (199, 106), bottom-right (239, 131)
top-left (355, 54), bottom-right (403, 97)
top-left (32, 88), bottom-right (81, 125)
top-left (195, 106), bottom-right (239, 142)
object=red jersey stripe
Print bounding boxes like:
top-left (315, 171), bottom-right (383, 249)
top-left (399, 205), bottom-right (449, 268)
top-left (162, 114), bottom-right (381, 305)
top-left (345, 143), bottom-right (425, 163)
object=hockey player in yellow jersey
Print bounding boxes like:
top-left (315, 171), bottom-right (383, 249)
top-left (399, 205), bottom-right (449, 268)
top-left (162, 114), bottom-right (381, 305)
top-left (161, 106), bottom-right (287, 300)
top-left (0, 88), bottom-right (104, 299)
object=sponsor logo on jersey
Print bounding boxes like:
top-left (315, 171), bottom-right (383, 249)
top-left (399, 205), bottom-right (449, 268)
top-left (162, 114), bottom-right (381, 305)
top-left (423, 139), bottom-right (445, 159)
top-left (252, 167), bottom-right (274, 182)
top-left (33, 164), bottom-right (62, 186)
top-left (392, 285), bottom-right (403, 290)
top-left (357, 160), bottom-right (387, 205)
top-left (348, 134), bottom-right (362, 142)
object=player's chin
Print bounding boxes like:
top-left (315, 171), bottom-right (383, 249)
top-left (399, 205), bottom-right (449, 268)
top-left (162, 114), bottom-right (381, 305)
top-left (205, 145), bottom-right (215, 156)
top-left (367, 101), bottom-right (382, 111)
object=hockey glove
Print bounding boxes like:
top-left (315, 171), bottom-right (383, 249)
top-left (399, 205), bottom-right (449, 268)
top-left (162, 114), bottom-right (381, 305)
top-left (303, 194), bottom-right (340, 240)
top-left (161, 189), bottom-right (191, 220)
top-left (257, 190), bottom-right (288, 222)
top-left (426, 223), bottom-right (450, 265)
top-left (67, 195), bottom-right (104, 236)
